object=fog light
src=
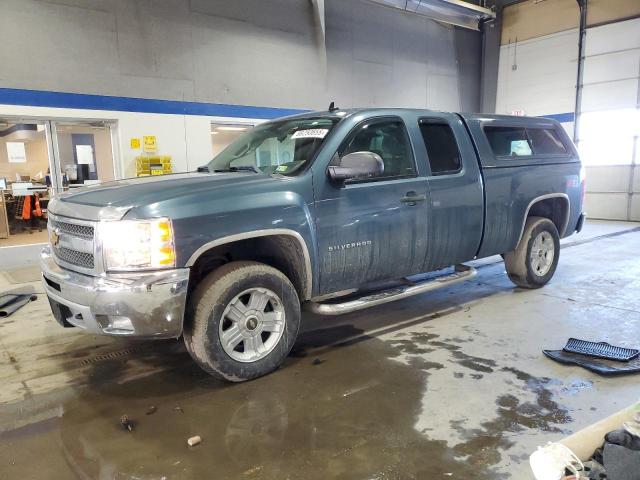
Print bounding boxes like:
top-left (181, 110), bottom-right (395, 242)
top-left (103, 316), bottom-right (135, 335)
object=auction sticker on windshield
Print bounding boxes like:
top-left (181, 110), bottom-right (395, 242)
top-left (291, 129), bottom-right (329, 139)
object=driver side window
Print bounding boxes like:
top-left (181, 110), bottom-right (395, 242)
top-left (339, 119), bottom-right (416, 181)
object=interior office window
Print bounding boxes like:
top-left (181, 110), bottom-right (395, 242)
top-left (485, 126), bottom-right (533, 157)
top-left (527, 128), bottom-right (567, 155)
top-left (6, 142), bottom-right (27, 163)
top-left (419, 121), bottom-right (462, 175)
top-left (340, 119), bottom-right (416, 180)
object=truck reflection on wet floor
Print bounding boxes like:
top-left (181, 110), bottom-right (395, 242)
top-left (0, 311), bottom-right (575, 480)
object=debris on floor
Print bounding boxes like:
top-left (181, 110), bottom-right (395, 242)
top-left (600, 425), bottom-right (640, 479)
top-left (531, 403), bottom-right (640, 480)
top-left (146, 405), bottom-right (157, 415)
top-left (544, 338), bottom-right (640, 375)
top-left (0, 287), bottom-right (37, 318)
top-left (120, 414), bottom-right (134, 431)
top-left (187, 435), bottom-right (201, 447)
top-left (529, 442), bottom-right (583, 479)
top-left (562, 338), bottom-right (639, 361)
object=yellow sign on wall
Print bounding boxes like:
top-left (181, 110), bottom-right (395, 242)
top-left (143, 135), bottom-right (157, 153)
top-left (130, 138), bottom-right (141, 149)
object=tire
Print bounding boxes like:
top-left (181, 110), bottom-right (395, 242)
top-left (184, 261), bottom-right (301, 381)
top-left (503, 216), bottom-right (560, 289)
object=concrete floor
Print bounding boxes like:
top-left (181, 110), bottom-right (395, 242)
top-left (1, 220), bottom-right (639, 479)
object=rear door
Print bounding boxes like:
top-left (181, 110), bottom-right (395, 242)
top-left (415, 113), bottom-right (484, 270)
top-left (313, 116), bottom-right (429, 295)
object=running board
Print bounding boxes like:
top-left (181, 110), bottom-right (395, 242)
top-left (305, 265), bottom-right (477, 316)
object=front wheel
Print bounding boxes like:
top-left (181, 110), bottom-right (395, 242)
top-left (184, 261), bottom-right (301, 381)
top-left (503, 216), bottom-right (560, 289)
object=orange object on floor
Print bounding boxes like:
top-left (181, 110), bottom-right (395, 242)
top-left (22, 195), bottom-right (31, 220)
top-left (20, 195), bottom-right (43, 220)
top-left (34, 194), bottom-right (42, 217)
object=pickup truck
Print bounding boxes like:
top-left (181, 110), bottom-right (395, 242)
top-left (41, 108), bottom-right (586, 381)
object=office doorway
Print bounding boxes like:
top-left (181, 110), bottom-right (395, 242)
top-left (0, 119), bottom-right (53, 247)
top-left (0, 118), bottom-right (117, 249)
top-left (52, 121), bottom-right (116, 191)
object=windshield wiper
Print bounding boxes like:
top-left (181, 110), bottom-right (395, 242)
top-left (214, 166), bottom-right (262, 174)
top-left (196, 166), bottom-right (209, 173)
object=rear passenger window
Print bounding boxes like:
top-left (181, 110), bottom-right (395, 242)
top-left (485, 126), bottom-right (532, 156)
top-left (419, 121), bottom-right (462, 175)
top-left (527, 128), bottom-right (567, 155)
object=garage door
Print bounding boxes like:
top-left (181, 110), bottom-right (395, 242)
top-left (579, 17), bottom-right (640, 221)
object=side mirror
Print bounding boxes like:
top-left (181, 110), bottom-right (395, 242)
top-left (328, 151), bottom-right (384, 182)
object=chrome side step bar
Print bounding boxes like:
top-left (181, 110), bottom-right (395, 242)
top-left (305, 264), bottom-right (477, 316)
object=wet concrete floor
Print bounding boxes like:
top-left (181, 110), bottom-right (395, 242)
top-left (1, 221), bottom-right (639, 479)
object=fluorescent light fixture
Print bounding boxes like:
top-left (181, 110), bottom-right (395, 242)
top-left (211, 131), bottom-right (219, 135)
top-left (215, 126), bottom-right (248, 132)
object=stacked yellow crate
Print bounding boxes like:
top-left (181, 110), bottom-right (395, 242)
top-left (135, 156), bottom-right (172, 176)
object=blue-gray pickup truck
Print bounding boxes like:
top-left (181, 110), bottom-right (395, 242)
top-left (41, 108), bottom-right (586, 381)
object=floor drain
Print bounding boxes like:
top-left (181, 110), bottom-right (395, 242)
top-left (80, 346), bottom-right (149, 366)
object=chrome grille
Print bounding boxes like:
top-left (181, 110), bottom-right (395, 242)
top-left (55, 246), bottom-right (95, 269)
top-left (48, 213), bottom-right (97, 272)
top-left (50, 219), bottom-right (94, 239)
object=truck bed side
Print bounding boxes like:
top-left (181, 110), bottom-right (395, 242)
top-left (460, 114), bottom-right (583, 259)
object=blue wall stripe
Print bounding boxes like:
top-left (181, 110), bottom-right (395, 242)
top-left (540, 112), bottom-right (575, 123)
top-left (0, 87), bottom-right (308, 119)
top-left (0, 87), bottom-right (576, 124)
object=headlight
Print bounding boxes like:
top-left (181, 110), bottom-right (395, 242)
top-left (100, 218), bottom-right (176, 271)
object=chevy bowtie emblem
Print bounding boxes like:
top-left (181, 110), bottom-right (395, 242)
top-left (51, 227), bottom-right (61, 247)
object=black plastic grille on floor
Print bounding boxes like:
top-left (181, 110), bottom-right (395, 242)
top-left (563, 338), bottom-right (640, 362)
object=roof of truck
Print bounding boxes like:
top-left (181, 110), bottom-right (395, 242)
top-left (280, 108), bottom-right (562, 127)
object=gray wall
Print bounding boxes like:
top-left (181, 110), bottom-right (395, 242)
top-left (0, 0), bottom-right (482, 112)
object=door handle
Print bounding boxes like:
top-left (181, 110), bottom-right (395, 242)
top-left (400, 192), bottom-right (426, 205)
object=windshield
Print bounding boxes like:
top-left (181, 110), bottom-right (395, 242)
top-left (207, 117), bottom-right (339, 176)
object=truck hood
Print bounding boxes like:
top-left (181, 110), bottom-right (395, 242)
top-left (56, 172), bottom-right (280, 210)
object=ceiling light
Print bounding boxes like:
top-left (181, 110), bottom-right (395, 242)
top-left (215, 126), bottom-right (248, 132)
top-left (211, 131), bottom-right (219, 135)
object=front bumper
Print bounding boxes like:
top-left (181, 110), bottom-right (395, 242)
top-left (41, 246), bottom-right (189, 338)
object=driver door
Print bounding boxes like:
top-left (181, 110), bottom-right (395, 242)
top-left (313, 117), bottom-right (429, 295)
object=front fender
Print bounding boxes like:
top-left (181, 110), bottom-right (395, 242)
top-left (127, 184), bottom-right (317, 298)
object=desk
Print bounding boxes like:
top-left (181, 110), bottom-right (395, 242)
top-left (3, 188), bottom-right (49, 237)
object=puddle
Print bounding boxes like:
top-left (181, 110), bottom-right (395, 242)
top-left (0, 325), bottom-right (503, 479)
top-left (387, 330), bottom-right (573, 473)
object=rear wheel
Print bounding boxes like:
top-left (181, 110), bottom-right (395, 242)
top-left (504, 216), bottom-right (560, 289)
top-left (184, 261), bottom-right (301, 381)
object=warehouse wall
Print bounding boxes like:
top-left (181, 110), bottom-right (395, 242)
top-left (0, 0), bottom-right (482, 180)
top-left (496, 29), bottom-right (579, 132)
top-left (0, 0), bottom-right (480, 112)
top-left (495, 0), bottom-right (640, 221)
top-left (325, 0), bottom-right (480, 112)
